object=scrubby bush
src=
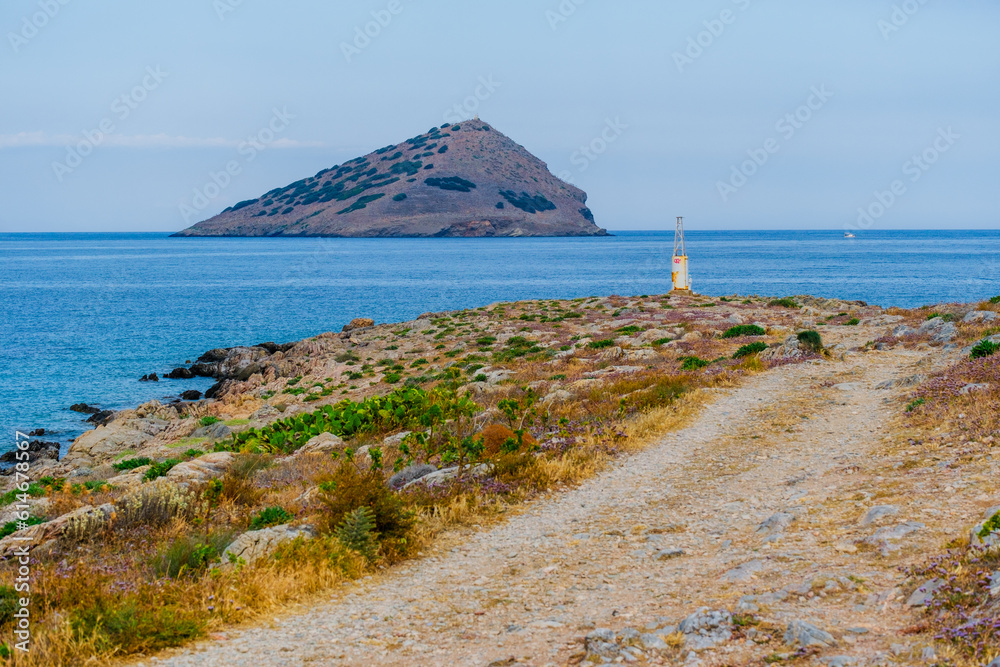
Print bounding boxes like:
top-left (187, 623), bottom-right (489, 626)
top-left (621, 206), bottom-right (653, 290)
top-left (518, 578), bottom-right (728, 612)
top-left (335, 506), bottom-right (378, 561)
top-left (144, 459), bottom-right (181, 482)
top-left (733, 342), bottom-right (768, 359)
top-left (990, 295), bottom-right (1000, 304)
top-left (116, 480), bottom-right (199, 528)
top-left (768, 297), bottom-right (799, 308)
top-left (425, 176), bottom-right (476, 192)
top-left (587, 339), bottom-right (615, 349)
top-left (722, 324), bottom-right (766, 338)
top-left (337, 193), bottom-right (385, 215)
top-left (152, 531), bottom-right (234, 578)
top-left (499, 190), bottom-right (556, 214)
top-left (392, 193), bottom-right (407, 201)
top-left (796, 330), bottom-right (823, 353)
top-left (317, 463), bottom-right (415, 560)
top-left (113, 457), bottom-right (152, 472)
top-left (680, 356), bottom-right (710, 370)
top-left (971, 339), bottom-right (1000, 359)
top-left (248, 506), bottom-right (294, 531)
top-left (199, 416), bottom-right (220, 427)
top-left (845, 318), bottom-right (860, 326)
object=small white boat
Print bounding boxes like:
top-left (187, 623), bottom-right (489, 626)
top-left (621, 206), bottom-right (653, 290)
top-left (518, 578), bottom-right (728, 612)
top-left (844, 231), bottom-right (856, 238)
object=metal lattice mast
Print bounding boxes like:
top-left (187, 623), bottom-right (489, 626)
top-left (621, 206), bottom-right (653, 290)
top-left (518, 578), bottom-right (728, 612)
top-left (673, 216), bottom-right (686, 258)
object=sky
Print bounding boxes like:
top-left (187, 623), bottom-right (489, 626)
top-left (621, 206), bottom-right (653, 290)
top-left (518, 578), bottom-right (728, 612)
top-left (1, 0), bottom-right (998, 233)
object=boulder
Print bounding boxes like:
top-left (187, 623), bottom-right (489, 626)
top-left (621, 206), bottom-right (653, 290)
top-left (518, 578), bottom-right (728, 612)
top-left (0, 503), bottom-right (115, 558)
top-left (865, 521), bottom-right (924, 554)
top-left (139, 373), bottom-right (160, 382)
top-left (164, 367), bottom-right (196, 379)
top-left (86, 410), bottom-right (116, 426)
top-left (542, 389), bottom-right (573, 404)
top-left (342, 318), bottom-right (375, 332)
top-left (784, 620), bottom-right (836, 648)
top-left (403, 464), bottom-right (492, 488)
top-left (760, 335), bottom-right (804, 361)
top-left (180, 390), bottom-right (203, 401)
top-left (165, 452), bottom-right (234, 484)
top-left (70, 403), bottom-right (100, 414)
top-left (294, 432), bottom-right (344, 456)
top-left (221, 523), bottom-right (315, 566)
top-left (917, 317), bottom-right (957, 343)
top-left (722, 559), bottom-right (764, 582)
top-left (191, 422), bottom-right (232, 441)
top-left (251, 404), bottom-right (280, 420)
top-left (64, 424), bottom-right (154, 466)
top-left (678, 609), bottom-right (732, 650)
top-left (963, 310), bottom-right (998, 323)
top-left (387, 464), bottom-right (437, 489)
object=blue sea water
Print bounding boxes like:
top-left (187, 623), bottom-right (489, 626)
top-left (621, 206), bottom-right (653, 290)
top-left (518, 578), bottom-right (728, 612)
top-left (1, 230), bottom-right (997, 450)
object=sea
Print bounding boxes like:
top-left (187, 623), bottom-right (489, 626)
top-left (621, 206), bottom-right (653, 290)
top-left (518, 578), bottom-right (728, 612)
top-left (1, 230), bottom-right (997, 452)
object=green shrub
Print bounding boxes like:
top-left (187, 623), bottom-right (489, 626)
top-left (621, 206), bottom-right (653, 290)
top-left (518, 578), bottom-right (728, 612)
top-left (143, 459), bottom-right (181, 482)
top-left (152, 531), bottom-right (233, 578)
top-left (906, 397), bottom-right (926, 412)
top-left (498, 190), bottom-right (556, 214)
top-left (797, 330), bottom-right (823, 353)
top-left (392, 193), bottom-right (407, 202)
top-left (337, 193), bottom-right (385, 215)
top-left (317, 464), bottom-right (415, 559)
top-left (680, 356), bottom-right (710, 370)
top-left (0, 586), bottom-right (18, 627)
top-left (722, 324), bottom-right (766, 338)
top-left (845, 318), bottom-right (860, 326)
top-left (971, 339), bottom-right (1000, 360)
top-left (652, 338), bottom-right (673, 347)
top-left (733, 342), bottom-right (769, 359)
top-left (0, 482), bottom-right (46, 506)
top-left (70, 601), bottom-right (206, 653)
top-left (978, 511), bottom-right (1000, 538)
top-left (587, 339), bottom-right (615, 349)
top-left (425, 176), bottom-right (476, 192)
top-left (112, 457), bottom-right (152, 472)
top-left (248, 506), bottom-right (294, 531)
top-left (199, 416), bottom-right (221, 427)
top-left (335, 506), bottom-right (378, 561)
top-left (617, 325), bottom-right (643, 334)
top-left (768, 298), bottom-right (798, 308)
top-left (990, 296), bottom-right (1000, 304)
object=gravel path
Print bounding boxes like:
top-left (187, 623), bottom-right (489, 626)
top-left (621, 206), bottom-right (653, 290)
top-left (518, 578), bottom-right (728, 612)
top-left (141, 340), bottom-right (960, 666)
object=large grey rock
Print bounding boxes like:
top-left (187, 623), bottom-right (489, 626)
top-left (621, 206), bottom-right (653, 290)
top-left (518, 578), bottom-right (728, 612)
top-left (191, 421), bottom-right (232, 440)
top-left (784, 619), bottom-right (836, 648)
top-left (165, 452), bottom-right (234, 484)
top-left (403, 463), bottom-right (492, 488)
top-left (760, 335), bottom-right (804, 361)
top-left (861, 505), bottom-right (899, 526)
top-left (542, 389), bottom-right (573, 405)
top-left (906, 578), bottom-right (943, 606)
top-left (963, 310), bottom-right (998, 323)
top-left (387, 464), bottom-right (437, 489)
top-left (222, 523), bottom-right (315, 566)
top-left (678, 608), bottom-right (732, 650)
top-left (918, 317), bottom-right (957, 343)
top-left (294, 432), bottom-right (344, 456)
top-left (865, 522), bottom-right (924, 553)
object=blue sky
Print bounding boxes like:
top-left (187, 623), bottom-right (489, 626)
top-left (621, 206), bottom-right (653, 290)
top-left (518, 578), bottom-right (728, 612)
top-left (1, 0), bottom-right (997, 232)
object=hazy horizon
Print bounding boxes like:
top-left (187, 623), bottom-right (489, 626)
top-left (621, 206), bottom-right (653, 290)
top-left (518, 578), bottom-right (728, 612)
top-left (2, 1), bottom-right (997, 233)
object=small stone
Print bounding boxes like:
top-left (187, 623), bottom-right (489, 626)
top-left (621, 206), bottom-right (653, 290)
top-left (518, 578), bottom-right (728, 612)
top-left (653, 549), bottom-right (685, 561)
top-left (860, 505), bottom-right (899, 526)
top-left (757, 512), bottom-right (795, 535)
top-left (722, 559), bottom-right (764, 582)
top-left (784, 619), bottom-right (836, 648)
top-left (906, 578), bottom-right (943, 606)
top-left (639, 633), bottom-right (668, 650)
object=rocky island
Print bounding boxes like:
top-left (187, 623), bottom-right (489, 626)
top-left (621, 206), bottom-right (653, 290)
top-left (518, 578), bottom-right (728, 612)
top-left (173, 120), bottom-right (608, 238)
top-left (2, 293), bottom-right (1000, 666)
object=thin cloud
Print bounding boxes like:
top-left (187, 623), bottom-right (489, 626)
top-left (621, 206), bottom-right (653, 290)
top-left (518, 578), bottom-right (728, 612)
top-left (0, 131), bottom-right (325, 149)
